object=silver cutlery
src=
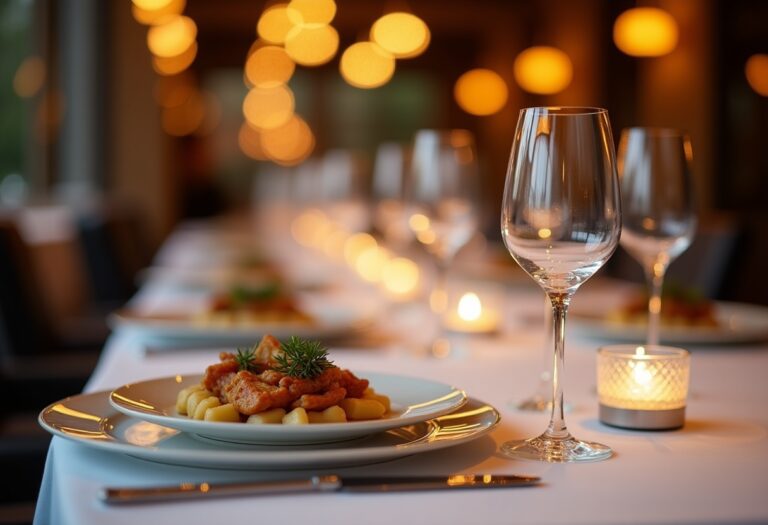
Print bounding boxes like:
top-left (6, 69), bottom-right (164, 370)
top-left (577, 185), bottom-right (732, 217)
top-left (101, 474), bottom-right (541, 504)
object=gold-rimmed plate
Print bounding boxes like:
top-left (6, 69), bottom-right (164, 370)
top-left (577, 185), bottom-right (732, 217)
top-left (39, 391), bottom-right (498, 470)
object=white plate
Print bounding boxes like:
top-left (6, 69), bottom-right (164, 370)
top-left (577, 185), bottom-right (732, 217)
top-left (108, 303), bottom-right (372, 343)
top-left (109, 373), bottom-right (468, 445)
top-left (571, 301), bottom-right (768, 344)
top-left (39, 392), bottom-right (498, 470)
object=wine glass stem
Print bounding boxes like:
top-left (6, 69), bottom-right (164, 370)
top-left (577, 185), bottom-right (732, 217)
top-left (644, 260), bottom-right (667, 346)
top-left (545, 291), bottom-right (571, 439)
top-left (431, 258), bottom-right (450, 316)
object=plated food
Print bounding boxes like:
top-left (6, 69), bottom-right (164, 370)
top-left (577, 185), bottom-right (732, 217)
top-left (193, 283), bottom-right (313, 326)
top-left (110, 369), bottom-right (466, 444)
top-left (607, 285), bottom-right (718, 328)
top-left (177, 335), bottom-right (390, 425)
top-left (571, 299), bottom-right (768, 344)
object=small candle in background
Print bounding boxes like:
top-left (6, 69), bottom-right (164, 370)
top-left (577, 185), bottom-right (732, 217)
top-left (444, 291), bottom-right (500, 334)
top-left (597, 345), bottom-right (690, 430)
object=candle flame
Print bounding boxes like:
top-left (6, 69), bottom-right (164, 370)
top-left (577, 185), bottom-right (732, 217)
top-left (458, 292), bottom-right (482, 321)
top-left (632, 362), bottom-right (653, 386)
top-left (635, 346), bottom-right (646, 356)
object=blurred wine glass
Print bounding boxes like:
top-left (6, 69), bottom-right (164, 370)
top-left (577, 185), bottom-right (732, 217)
top-left (501, 107), bottom-right (621, 462)
top-left (617, 128), bottom-right (696, 345)
top-left (408, 129), bottom-right (480, 354)
top-left (372, 142), bottom-right (414, 249)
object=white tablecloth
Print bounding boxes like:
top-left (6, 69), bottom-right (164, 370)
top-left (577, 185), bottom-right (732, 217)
top-left (33, 224), bottom-right (768, 525)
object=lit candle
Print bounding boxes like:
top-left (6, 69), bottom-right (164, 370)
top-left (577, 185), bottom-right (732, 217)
top-left (444, 292), bottom-right (499, 334)
top-left (597, 345), bottom-right (690, 430)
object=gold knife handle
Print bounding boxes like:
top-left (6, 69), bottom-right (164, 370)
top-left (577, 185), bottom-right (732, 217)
top-left (100, 475), bottom-right (342, 504)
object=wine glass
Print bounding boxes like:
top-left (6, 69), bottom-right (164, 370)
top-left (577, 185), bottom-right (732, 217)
top-left (408, 129), bottom-right (479, 354)
top-left (501, 107), bottom-right (621, 462)
top-left (372, 142), bottom-right (414, 249)
top-left (617, 128), bottom-right (696, 345)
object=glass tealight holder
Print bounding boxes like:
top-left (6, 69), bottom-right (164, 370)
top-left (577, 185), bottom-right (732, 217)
top-left (597, 345), bottom-right (690, 430)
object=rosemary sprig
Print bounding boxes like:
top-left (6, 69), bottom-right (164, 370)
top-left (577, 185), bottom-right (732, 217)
top-left (274, 336), bottom-right (334, 379)
top-left (230, 282), bottom-right (280, 305)
top-left (234, 346), bottom-right (259, 373)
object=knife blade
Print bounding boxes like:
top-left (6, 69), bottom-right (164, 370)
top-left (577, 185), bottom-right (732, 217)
top-left (101, 474), bottom-right (541, 504)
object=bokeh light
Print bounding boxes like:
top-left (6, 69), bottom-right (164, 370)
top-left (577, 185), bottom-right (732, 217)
top-left (454, 68), bottom-right (508, 116)
top-left (291, 209), bottom-right (332, 247)
top-left (13, 56), bottom-right (46, 98)
top-left (370, 12), bottom-right (430, 59)
top-left (242, 85), bottom-right (295, 130)
top-left (132, 0), bottom-right (173, 10)
top-left (257, 4), bottom-right (297, 45)
top-left (745, 54), bottom-right (768, 97)
top-left (245, 45), bottom-right (295, 88)
top-left (343, 233), bottom-right (378, 267)
top-left (238, 123), bottom-right (268, 160)
top-left (355, 245), bottom-right (390, 283)
top-left (147, 15), bottom-right (197, 58)
top-left (132, 0), bottom-right (185, 25)
top-left (513, 46), bottom-right (573, 95)
top-left (613, 7), bottom-right (678, 57)
top-left (340, 42), bottom-right (395, 89)
top-left (381, 257), bottom-right (420, 296)
top-left (260, 115), bottom-right (315, 166)
top-left (285, 24), bottom-right (339, 66)
top-left (457, 292), bottom-right (482, 321)
top-left (288, 0), bottom-right (336, 25)
top-left (152, 42), bottom-right (197, 75)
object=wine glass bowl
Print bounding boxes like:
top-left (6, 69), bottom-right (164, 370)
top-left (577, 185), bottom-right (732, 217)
top-left (409, 130), bottom-right (479, 264)
top-left (617, 128), bottom-right (696, 345)
top-left (501, 107), bottom-right (621, 462)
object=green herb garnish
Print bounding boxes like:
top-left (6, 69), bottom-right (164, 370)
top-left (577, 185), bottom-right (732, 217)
top-left (235, 346), bottom-right (259, 373)
top-left (230, 282), bottom-right (281, 305)
top-left (274, 336), bottom-right (334, 379)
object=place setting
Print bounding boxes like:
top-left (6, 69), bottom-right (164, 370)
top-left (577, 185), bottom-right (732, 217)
top-left (39, 334), bottom-right (500, 470)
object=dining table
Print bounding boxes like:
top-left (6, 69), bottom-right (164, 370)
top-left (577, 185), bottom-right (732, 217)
top-left (32, 213), bottom-right (768, 525)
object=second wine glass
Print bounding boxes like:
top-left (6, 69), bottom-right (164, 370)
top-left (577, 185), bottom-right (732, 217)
top-left (617, 128), bottom-right (696, 345)
top-left (408, 130), bottom-right (480, 353)
top-left (501, 107), bottom-right (621, 462)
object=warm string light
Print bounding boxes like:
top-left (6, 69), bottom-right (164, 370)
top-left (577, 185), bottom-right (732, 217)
top-left (131, 0), bottom-right (208, 136)
top-left (337, 10), bottom-right (430, 90)
top-left (745, 54), bottom-right (768, 97)
top-left (454, 68), bottom-right (508, 116)
top-left (239, 1), bottom-right (335, 165)
top-left (613, 7), bottom-right (679, 57)
top-left (340, 42), bottom-right (395, 89)
top-left (513, 46), bottom-right (573, 95)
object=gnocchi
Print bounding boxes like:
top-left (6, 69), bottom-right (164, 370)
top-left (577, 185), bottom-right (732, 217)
top-left (282, 407), bottom-right (309, 425)
top-left (339, 398), bottom-right (387, 420)
top-left (186, 390), bottom-right (213, 417)
top-left (203, 403), bottom-right (240, 422)
top-left (246, 408), bottom-right (286, 424)
top-left (362, 389), bottom-right (391, 413)
top-left (176, 384), bottom-right (205, 415)
top-left (307, 405), bottom-right (347, 424)
top-left (192, 396), bottom-right (221, 420)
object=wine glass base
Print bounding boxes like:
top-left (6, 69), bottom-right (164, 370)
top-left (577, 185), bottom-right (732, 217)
top-left (500, 433), bottom-right (612, 463)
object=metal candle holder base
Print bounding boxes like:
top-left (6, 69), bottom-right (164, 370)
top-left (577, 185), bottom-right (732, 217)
top-left (599, 404), bottom-right (685, 430)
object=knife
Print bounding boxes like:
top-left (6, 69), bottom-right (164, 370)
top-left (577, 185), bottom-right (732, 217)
top-left (101, 474), bottom-right (541, 504)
